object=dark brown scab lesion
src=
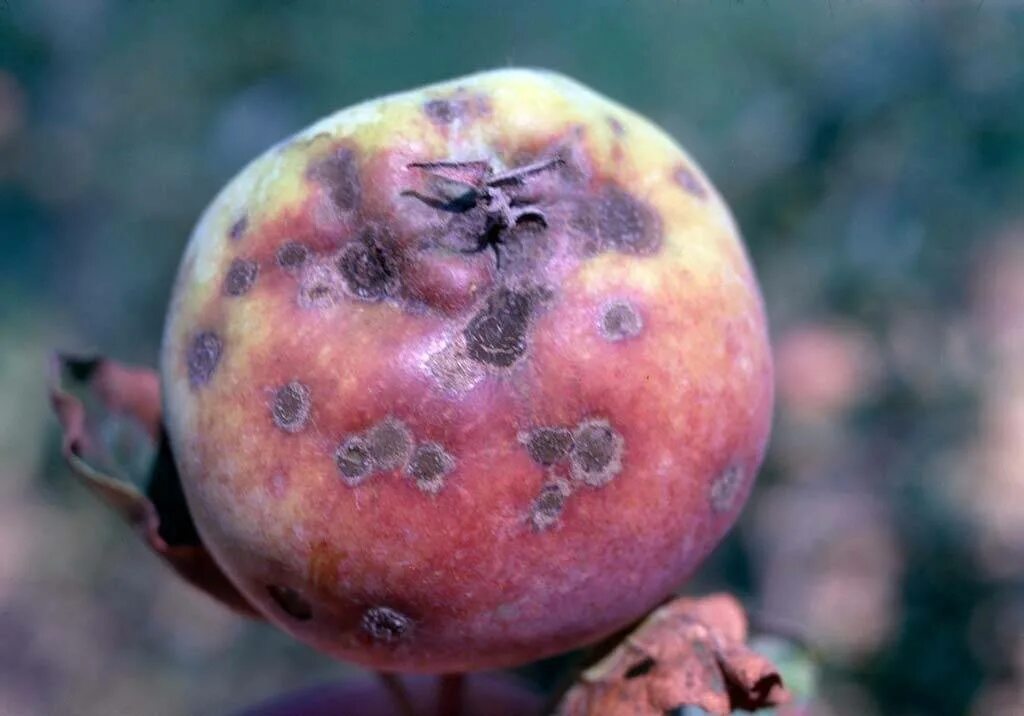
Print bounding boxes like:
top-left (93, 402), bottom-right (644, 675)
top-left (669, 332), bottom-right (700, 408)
top-left (406, 442), bottom-right (455, 494)
top-left (267, 584), bottom-right (312, 621)
top-left (463, 287), bottom-right (539, 368)
top-left (228, 215), bottom-right (248, 241)
top-left (710, 464), bottom-right (744, 513)
top-left (187, 331), bottom-right (222, 388)
top-left (308, 146), bottom-right (361, 212)
top-left (422, 91), bottom-right (489, 126)
top-left (276, 241), bottom-right (309, 271)
top-left (521, 427), bottom-right (575, 467)
top-left (223, 258), bottom-right (259, 296)
top-left (366, 418), bottom-right (413, 471)
top-left (530, 480), bottom-right (571, 531)
top-left (595, 186), bottom-right (662, 255)
top-left (361, 605), bottom-right (412, 644)
top-left (673, 164), bottom-right (708, 200)
top-left (423, 98), bottom-right (459, 124)
top-left (599, 300), bottom-right (644, 342)
top-left (271, 381), bottom-right (312, 433)
top-left (570, 418), bottom-right (624, 487)
top-left (335, 436), bottom-right (373, 486)
top-left (336, 225), bottom-right (399, 302)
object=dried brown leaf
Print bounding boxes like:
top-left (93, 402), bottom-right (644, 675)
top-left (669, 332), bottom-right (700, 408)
top-left (558, 594), bottom-right (790, 716)
top-left (47, 352), bottom-right (259, 617)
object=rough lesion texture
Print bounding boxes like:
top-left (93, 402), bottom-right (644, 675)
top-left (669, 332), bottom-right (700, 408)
top-left (271, 381), bottom-right (312, 433)
top-left (186, 331), bottom-right (221, 388)
top-left (530, 480), bottom-right (572, 531)
top-left (361, 606), bottom-right (412, 644)
top-left (224, 257), bottom-right (259, 296)
top-left (334, 418), bottom-right (414, 487)
top-left (570, 419), bottom-right (624, 487)
top-left (521, 427), bottom-right (574, 467)
top-left (599, 299), bottom-right (643, 342)
top-left (406, 442), bottom-right (455, 494)
top-left (308, 145), bottom-right (361, 212)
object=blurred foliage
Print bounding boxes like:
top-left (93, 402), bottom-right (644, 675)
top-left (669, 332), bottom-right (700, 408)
top-left (2, 1), bottom-right (1024, 715)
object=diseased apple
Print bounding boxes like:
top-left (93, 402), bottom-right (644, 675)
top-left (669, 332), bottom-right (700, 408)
top-left (160, 69), bottom-right (773, 673)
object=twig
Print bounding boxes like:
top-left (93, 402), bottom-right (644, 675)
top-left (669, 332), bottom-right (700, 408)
top-left (436, 673), bottom-right (465, 716)
top-left (377, 671), bottom-right (417, 716)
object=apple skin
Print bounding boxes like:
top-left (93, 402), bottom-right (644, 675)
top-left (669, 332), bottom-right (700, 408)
top-left (161, 69), bottom-right (773, 673)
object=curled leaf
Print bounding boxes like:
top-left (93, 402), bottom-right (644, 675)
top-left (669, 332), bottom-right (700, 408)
top-left (47, 352), bottom-right (259, 617)
top-left (557, 594), bottom-right (790, 715)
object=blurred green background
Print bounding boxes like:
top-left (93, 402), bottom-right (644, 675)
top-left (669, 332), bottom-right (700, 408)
top-left (3, 1), bottom-right (1024, 714)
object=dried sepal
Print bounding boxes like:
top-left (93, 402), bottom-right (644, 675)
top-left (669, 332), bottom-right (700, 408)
top-left (47, 352), bottom-right (259, 617)
top-left (557, 593), bottom-right (790, 715)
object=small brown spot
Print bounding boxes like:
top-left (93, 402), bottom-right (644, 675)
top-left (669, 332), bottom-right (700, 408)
top-left (570, 418), bottom-right (624, 487)
top-left (673, 165), bottom-right (708, 199)
top-left (187, 331), bottom-right (222, 387)
top-left (271, 381), bottom-right (311, 433)
top-left (224, 258), bottom-right (259, 296)
top-left (267, 585), bottom-right (312, 621)
top-left (336, 226), bottom-right (396, 301)
top-left (464, 287), bottom-right (536, 367)
top-left (521, 427), bottom-right (574, 466)
top-left (335, 436), bottom-right (372, 486)
top-left (361, 606), bottom-right (411, 644)
top-left (424, 98), bottom-right (459, 124)
top-left (710, 465), bottom-right (744, 513)
top-left (309, 146), bottom-right (361, 212)
top-left (406, 442), bottom-right (455, 494)
top-left (608, 116), bottom-right (625, 136)
top-left (599, 300), bottom-right (643, 341)
top-left (366, 418), bottom-right (412, 471)
top-left (276, 241), bottom-right (309, 271)
top-left (530, 481), bottom-right (571, 531)
top-left (595, 186), bottom-right (661, 254)
top-left (229, 215), bottom-right (248, 241)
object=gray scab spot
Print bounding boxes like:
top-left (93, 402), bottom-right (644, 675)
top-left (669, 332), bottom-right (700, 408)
top-left (673, 165), bottom-right (708, 199)
top-left (710, 465), bottom-right (744, 513)
top-left (530, 480), bottom-right (571, 531)
top-left (276, 241), bottom-right (309, 271)
top-left (366, 418), bottom-right (412, 471)
top-left (424, 98), bottom-right (459, 124)
top-left (361, 606), bottom-right (411, 644)
top-left (229, 215), bottom-right (248, 241)
top-left (224, 258), bottom-right (259, 296)
top-left (336, 226), bottom-right (397, 301)
top-left (335, 436), bottom-right (372, 485)
top-left (596, 186), bottom-right (661, 254)
top-left (600, 300), bottom-right (643, 341)
top-left (267, 585), bottom-right (312, 621)
top-left (309, 146), bottom-right (361, 211)
top-left (406, 442), bottom-right (455, 494)
top-left (521, 427), bottom-right (574, 466)
top-left (464, 288), bottom-right (536, 367)
top-left (570, 418), bottom-right (624, 487)
top-left (271, 381), bottom-right (311, 433)
top-left (187, 331), bottom-right (222, 388)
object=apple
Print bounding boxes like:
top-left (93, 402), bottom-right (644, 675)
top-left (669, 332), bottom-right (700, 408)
top-left (160, 69), bottom-right (773, 673)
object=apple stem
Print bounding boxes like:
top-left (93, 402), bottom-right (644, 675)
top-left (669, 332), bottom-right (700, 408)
top-left (437, 673), bottom-right (465, 716)
top-left (377, 671), bottom-right (417, 716)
